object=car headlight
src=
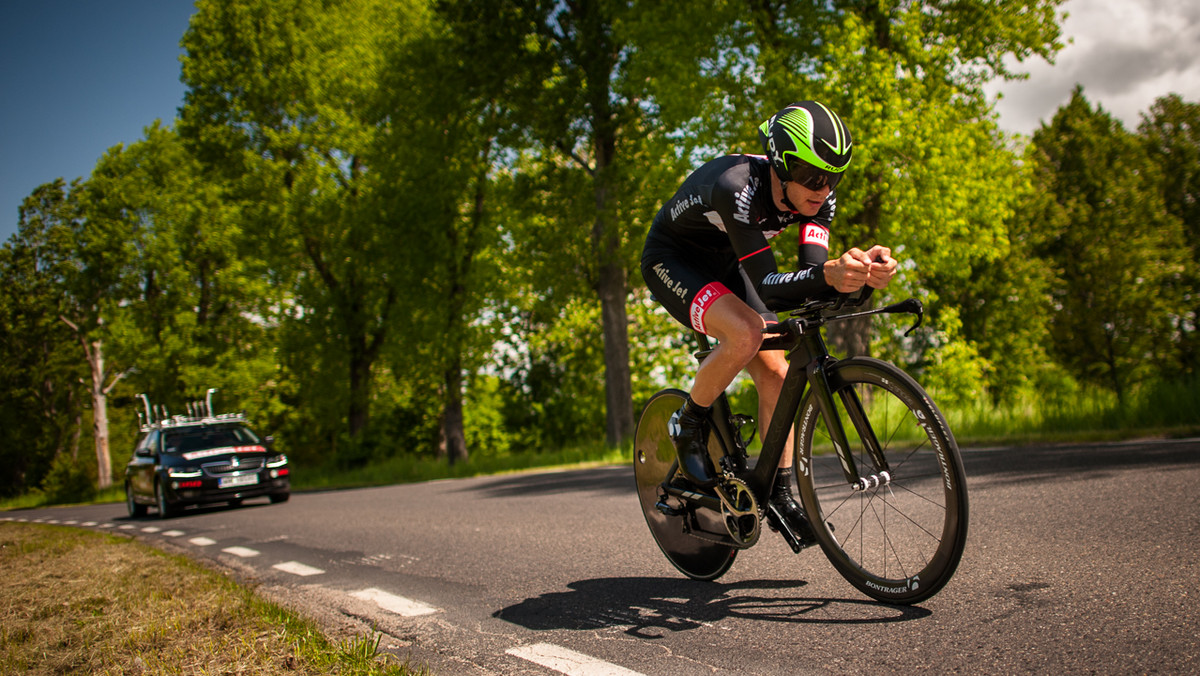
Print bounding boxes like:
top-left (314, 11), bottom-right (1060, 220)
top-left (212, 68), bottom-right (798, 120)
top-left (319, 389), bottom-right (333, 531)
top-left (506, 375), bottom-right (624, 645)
top-left (167, 467), bottom-right (203, 478)
top-left (266, 454), bottom-right (288, 468)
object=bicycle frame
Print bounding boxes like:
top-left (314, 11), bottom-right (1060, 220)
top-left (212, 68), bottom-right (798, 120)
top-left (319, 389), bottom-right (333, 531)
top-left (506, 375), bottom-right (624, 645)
top-left (691, 298), bottom-right (924, 500)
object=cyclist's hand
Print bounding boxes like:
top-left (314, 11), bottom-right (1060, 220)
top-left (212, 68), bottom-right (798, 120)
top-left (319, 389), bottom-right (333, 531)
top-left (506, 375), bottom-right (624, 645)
top-left (864, 245), bottom-right (897, 289)
top-left (824, 248), bottom-right (874, 293)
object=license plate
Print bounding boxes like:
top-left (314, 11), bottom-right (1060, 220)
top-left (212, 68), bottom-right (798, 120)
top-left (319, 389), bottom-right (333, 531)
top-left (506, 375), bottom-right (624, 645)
top-left (219, 474), bottom-right (259, 489)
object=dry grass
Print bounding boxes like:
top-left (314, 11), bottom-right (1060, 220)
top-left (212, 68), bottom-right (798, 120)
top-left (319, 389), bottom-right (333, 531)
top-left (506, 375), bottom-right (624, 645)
top-left (0, 522), bottom-right (421, 675)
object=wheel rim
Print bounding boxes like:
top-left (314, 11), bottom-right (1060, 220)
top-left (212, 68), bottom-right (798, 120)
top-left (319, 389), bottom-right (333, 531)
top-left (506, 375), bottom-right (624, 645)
top-left (799, 363), bottom-right (967, 601)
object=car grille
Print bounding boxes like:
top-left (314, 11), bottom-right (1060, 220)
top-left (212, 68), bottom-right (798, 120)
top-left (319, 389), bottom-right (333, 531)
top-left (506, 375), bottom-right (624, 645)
top-left (202, 457), bottom-right (264, 476)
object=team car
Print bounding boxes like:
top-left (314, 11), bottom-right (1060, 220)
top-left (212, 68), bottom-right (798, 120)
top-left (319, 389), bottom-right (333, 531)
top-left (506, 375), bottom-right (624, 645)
top-left (124, 390), bottom-right (289, 518)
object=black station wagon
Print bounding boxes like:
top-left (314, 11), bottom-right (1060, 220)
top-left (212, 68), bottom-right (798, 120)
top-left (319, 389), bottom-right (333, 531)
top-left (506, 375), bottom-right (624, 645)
top-left (124, 395), bottom-right (289, 518)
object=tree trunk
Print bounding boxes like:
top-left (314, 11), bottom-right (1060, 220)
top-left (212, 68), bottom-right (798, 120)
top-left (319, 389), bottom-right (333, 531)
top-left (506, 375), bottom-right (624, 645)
top-left (826, 310), bottom-right (873, 358)
top-left (437, 139), bottom-right (493, 465)
top-left (347, 350), bottom-right (371, 438)
top-left (61, 316), bottom-right (116, 490)
top-left (587, 38), bottom-right (634, 448)
top-left (597, 260), bottom-right (633, 446)
top-left (85, 337), bottom-right (112, 490)
top-left (442, 364), bottom-right (468, 465)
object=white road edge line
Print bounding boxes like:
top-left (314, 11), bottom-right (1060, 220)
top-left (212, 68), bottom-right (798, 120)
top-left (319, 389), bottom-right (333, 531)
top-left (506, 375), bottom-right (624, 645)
top-left (273, 561), bottom-right (325, 577)
top-left (506, 643), bottom-right (645, 676)
top-left (349, 588), bottom-right (439, 617)
top-left (222, 546), bottom-right (260, 558)
top-left (189, 537), bottom-right (217, 546)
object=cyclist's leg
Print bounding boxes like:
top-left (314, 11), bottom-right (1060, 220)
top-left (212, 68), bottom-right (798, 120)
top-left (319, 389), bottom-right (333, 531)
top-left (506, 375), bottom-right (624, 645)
top-left (642, 249), bottom-right (764, 486)
top-left (641, 248), bottom-right (765, 407)
top-left (745, 349), bottom-right (792, 468)
top-left (737, 265), bottom-right (794, 470)
top-left (688, 295), bottom-right (766, 407)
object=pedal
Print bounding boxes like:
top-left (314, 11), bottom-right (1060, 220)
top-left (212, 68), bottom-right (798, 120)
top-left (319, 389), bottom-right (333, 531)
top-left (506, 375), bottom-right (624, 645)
top-left (655, 499), bottom-right (684, 517)
top-left (766, 504), bottom-right (819, 553)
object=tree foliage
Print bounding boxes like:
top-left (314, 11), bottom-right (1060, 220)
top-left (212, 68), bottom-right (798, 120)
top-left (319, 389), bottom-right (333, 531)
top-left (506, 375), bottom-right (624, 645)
top-left (1027, 88), bottom-right (1187, 402)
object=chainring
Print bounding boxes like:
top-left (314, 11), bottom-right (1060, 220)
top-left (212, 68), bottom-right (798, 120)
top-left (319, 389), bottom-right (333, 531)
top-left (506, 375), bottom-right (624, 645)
top-left (715, 476), bottom-right (760, 547)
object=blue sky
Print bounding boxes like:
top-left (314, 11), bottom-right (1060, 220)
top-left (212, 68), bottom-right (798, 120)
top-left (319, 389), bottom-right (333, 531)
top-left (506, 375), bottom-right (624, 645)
top-left (2, 0), bottom-right (1198, 245)
top-left (1, 1), bottom-right (194, 244)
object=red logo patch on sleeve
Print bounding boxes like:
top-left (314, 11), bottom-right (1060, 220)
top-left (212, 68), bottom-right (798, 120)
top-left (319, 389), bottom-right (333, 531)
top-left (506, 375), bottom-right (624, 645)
top-left (802, 224), bottom-right (830, 250)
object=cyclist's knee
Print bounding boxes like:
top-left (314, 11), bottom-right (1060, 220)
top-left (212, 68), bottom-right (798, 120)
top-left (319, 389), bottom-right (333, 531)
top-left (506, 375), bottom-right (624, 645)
top-left (702, 295), bottom-right (763, 356)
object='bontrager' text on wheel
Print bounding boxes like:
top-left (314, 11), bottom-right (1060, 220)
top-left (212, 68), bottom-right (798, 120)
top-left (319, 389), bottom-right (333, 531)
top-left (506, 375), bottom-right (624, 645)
top-left (795, 357), bottom-right (969, 604)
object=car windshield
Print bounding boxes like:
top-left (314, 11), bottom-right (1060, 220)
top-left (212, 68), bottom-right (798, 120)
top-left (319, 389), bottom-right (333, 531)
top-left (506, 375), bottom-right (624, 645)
top-left (163, 426), bottom-right (260, 454)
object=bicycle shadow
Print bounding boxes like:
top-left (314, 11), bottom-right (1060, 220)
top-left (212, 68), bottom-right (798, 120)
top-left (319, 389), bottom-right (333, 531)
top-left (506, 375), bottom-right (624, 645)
top-left (494, 576), bottom-right (929, 639)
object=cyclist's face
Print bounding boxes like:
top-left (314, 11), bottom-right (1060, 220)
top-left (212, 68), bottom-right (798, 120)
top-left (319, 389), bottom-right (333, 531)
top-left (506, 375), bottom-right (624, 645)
top-left (784, 180), bottom-right (831, 217)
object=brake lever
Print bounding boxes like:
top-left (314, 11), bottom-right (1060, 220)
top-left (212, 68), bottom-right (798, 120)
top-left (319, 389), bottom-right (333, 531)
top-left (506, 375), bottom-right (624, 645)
top-left (883, 298), bottom-right (924, 336)
top-left (820, 297), bottom-right (924, 335)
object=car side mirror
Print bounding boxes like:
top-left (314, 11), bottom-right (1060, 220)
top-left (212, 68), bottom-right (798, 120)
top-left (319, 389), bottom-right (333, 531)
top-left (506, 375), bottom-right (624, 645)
top-left (264, 436), bottom-right (275, 447)
top-left (135, 447), bottom-right (153, 458)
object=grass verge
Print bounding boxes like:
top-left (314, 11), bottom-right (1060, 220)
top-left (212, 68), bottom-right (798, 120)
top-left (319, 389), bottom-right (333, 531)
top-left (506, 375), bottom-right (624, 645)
top-left (0, 522), bottom-right (423, 675)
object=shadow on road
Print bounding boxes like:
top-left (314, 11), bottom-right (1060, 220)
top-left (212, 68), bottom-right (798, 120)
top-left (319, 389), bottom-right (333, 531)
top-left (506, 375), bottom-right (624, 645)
top-left (466, 439), bottom-right (1200, 497)
top-left (463, 466), bottom-right (632, 498)
top-left (963, 438), bottom-right (1200, 486)
top-left (494, 577), bottom-right (929, 638)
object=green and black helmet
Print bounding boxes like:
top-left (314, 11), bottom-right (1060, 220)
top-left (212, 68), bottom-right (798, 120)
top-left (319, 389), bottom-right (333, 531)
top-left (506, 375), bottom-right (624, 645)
top-left (758, 101), bottom-right (853, 191)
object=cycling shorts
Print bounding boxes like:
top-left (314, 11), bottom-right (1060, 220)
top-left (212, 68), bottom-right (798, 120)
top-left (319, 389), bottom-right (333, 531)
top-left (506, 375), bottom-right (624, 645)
top-left (641, 238), bottom-right (774, 335)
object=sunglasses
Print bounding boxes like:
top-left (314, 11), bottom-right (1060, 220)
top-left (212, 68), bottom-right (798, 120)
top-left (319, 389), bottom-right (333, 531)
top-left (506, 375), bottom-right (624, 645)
top-left (788, 161), bottom-right (843, 191)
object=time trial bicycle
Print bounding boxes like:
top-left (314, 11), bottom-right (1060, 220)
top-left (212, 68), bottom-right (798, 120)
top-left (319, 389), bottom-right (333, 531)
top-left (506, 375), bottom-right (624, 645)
top-left (633, 294), bottom-right (968, 604)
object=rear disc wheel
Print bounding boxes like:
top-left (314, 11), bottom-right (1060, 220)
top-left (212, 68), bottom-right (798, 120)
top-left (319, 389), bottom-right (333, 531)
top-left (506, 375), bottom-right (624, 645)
top-left (634, 389), bottom-right (736, 581)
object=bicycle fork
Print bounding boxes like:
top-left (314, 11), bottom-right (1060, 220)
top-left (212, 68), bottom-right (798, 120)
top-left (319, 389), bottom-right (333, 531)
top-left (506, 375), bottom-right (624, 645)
top-left (806, 354), bottom-right (892, 491)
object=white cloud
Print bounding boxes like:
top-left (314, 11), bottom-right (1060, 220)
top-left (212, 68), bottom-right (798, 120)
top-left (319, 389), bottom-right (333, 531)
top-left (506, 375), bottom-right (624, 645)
top-left (985, 0), bottom-right (1200, 135)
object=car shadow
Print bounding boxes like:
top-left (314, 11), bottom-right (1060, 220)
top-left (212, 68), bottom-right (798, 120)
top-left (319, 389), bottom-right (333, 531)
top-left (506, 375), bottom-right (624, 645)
top-left (117, 498), bottom-right (276, 521)
top-left (494, 576), bottom-right (929, 638)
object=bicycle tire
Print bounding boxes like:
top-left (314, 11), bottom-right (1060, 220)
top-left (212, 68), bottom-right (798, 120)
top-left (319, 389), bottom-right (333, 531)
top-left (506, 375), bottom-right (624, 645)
top-left (634, 389), bottom-right (737, 581)
top-left (795, 358), bottom-right (968, 604)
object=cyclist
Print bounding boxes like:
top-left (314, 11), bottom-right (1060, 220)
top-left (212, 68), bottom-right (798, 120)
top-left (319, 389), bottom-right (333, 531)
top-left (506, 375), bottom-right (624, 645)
top-left (640, 100), bottom-right (897, 537)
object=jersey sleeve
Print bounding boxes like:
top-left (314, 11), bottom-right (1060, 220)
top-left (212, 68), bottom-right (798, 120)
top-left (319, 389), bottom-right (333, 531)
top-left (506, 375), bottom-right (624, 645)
top-left (719, 187), bottom-right (837, 311)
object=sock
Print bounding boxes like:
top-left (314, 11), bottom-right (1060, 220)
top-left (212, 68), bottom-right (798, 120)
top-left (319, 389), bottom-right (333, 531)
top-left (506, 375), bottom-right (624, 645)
top-left (683, 395), bottom-right (711, 419)
top-left (774, 467), bottom-right (794, 493)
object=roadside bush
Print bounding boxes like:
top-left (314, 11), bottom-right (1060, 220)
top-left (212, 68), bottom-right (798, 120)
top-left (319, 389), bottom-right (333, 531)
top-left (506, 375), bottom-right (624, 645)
top-left (40, 453), bottom-right (96, 505)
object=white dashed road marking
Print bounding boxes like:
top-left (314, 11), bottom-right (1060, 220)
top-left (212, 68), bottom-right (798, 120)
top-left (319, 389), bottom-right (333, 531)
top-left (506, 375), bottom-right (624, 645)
top-left (189, 537), bottom-right (217, 546)
top-left (350, 588), bottom-right (439, 617)
top-left (141, 526), bottom-right (161, 533)
top-left (506, 643), bottom-right (645, 676)
top-left (222, 546), bottom-right (260, 558)
top-left (162, 530), bottom-right (185, 537)
top-left (273, 561), bottom-right (324, 577)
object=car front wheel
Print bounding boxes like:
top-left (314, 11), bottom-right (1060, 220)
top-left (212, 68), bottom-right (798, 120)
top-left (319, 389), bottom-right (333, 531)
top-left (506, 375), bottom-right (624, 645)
top-left (126, 482), bottom-right (147, 518)
top-left (156, 480), bottom-right (177, 519)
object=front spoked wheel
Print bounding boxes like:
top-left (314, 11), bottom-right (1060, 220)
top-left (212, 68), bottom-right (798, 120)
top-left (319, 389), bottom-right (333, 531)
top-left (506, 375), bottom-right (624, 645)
top-left (796, 358), bottom-right (969, 604)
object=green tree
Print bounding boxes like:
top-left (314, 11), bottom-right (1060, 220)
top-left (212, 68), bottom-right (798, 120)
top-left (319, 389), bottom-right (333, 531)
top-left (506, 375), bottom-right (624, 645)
top-left (696, 0), bottom-right (1060, 365)
top-left (1028, 87), bottom-right (1187, 401)
top-left (1139, 94), bottom-right (1200, 375)
top-left (179, 0), bottom-right (412, 454)
top-left (369, 0), bottom-right (527, 465)
top-left (0, 181), bottom-right (88, 497)
top-left (86, 123), bottom-right (283, 435)
top-left (493, 0), bottom-right (732, 448)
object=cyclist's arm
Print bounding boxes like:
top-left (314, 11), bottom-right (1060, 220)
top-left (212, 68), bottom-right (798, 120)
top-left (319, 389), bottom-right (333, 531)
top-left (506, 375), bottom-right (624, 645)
top-left (720, 196), bottom-right (837, 310)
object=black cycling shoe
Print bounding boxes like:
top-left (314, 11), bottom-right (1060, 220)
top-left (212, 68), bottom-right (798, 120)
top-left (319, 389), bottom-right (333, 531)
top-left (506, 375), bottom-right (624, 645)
top-left (766, 468), bottom-right (817, 545)
top-left (669, 398), bottom-right (719, 488)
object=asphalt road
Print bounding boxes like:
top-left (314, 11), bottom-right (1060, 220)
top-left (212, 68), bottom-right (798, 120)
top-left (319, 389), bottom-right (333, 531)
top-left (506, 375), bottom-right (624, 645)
top-left (7, 438), bottom-right (1199, 675)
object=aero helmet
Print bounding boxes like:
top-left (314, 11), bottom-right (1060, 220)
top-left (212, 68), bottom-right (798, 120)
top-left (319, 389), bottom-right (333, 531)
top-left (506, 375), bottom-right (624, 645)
top-left (758, 101), bottom-right (853, 191)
